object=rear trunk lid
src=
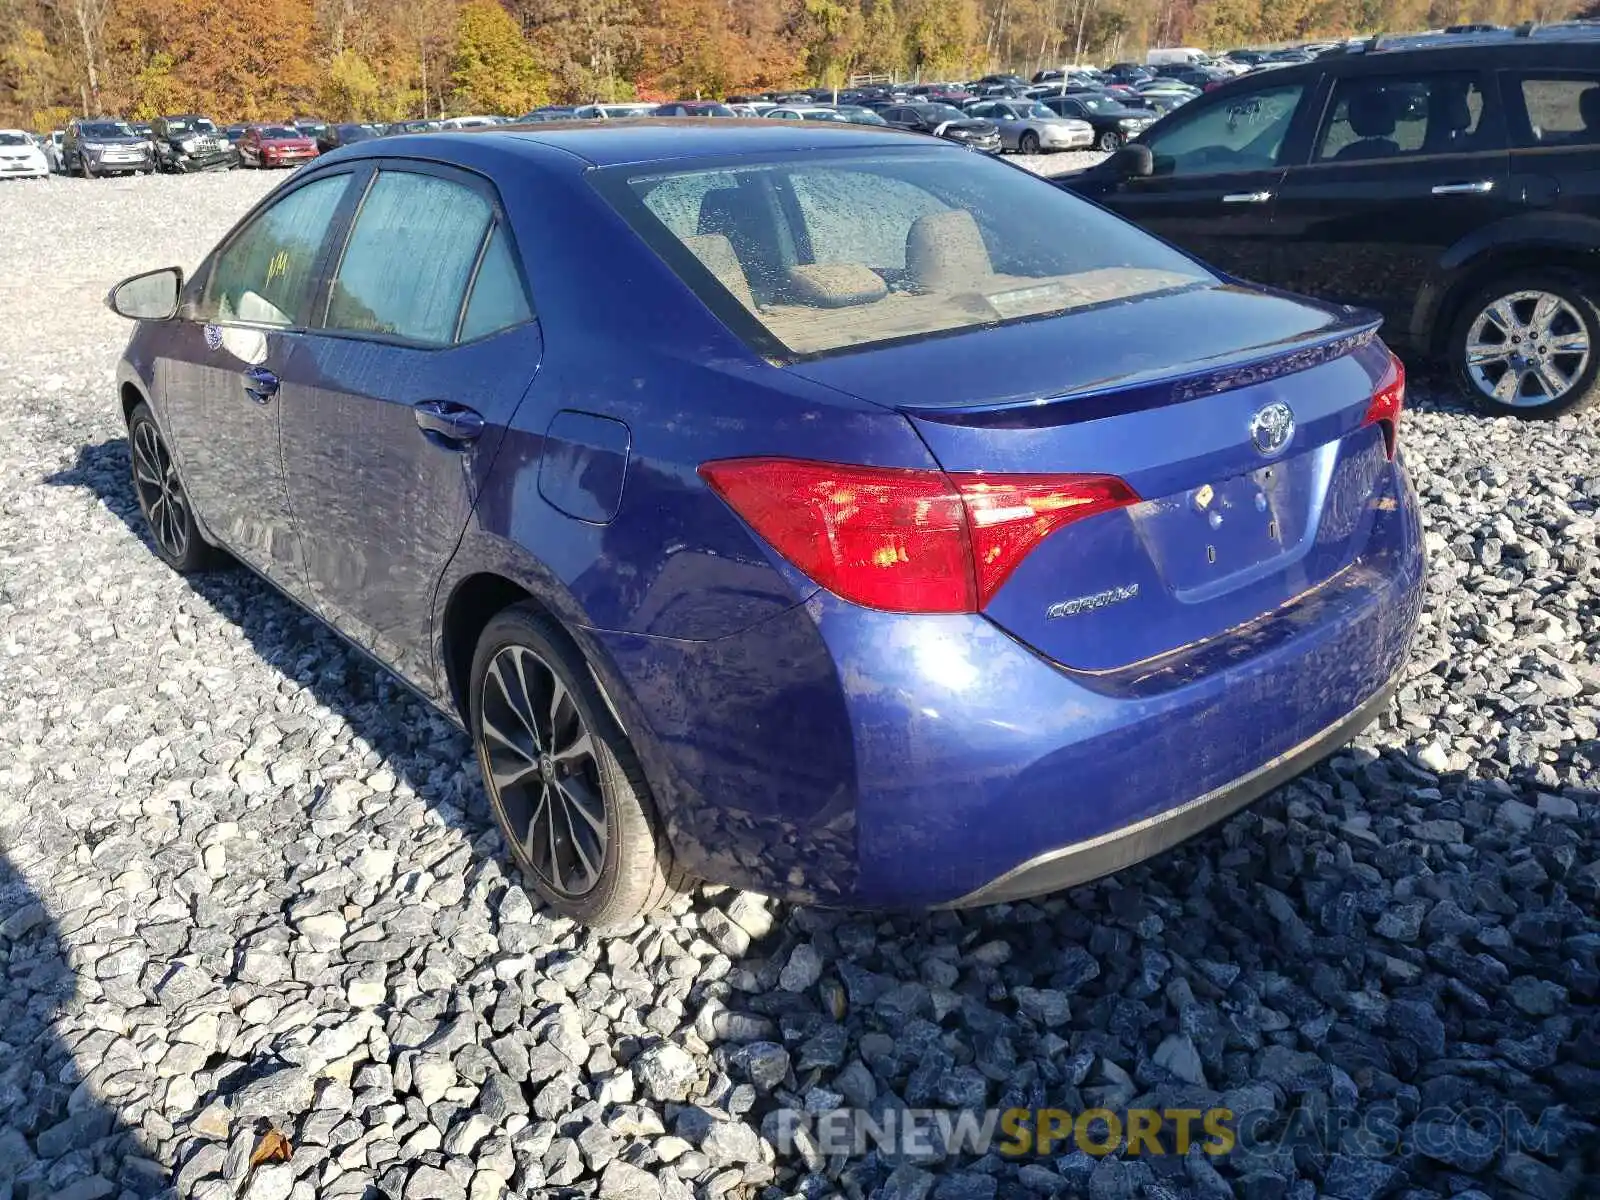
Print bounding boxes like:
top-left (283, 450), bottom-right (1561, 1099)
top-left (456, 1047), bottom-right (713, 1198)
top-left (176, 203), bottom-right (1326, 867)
top-left (789, 285), bottom-right (1396, 671)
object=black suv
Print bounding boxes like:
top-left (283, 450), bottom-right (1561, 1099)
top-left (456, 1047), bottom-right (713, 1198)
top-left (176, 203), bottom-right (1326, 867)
top-left (1066, 26), bottom-right (1600, 416)
top-left (880, 103), bottom-right (1002, 153)
top-left (151, 114), bottom-right (239, 172)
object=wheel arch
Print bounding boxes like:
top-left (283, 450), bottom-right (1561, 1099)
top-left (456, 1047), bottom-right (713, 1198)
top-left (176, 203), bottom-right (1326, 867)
top-left (120, 379), bottom-right (146, 426)
top-left (1417, 217), bottom-right (1600, 357)
top-left (438, 571), bottom-right (548, 722)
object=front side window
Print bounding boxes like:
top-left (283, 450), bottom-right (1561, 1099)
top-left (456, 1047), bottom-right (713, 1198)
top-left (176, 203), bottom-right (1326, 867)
top-left (605, 149), bottom-right (1210, 358)
top-left (203, 174), bottom-right (351, 327)
top-left (1316, 74), bottom-right (1488, 161)
top-left (1510, 75), bottom-right (1600, 147)
top-left (325, 171), bottom-right (496, 345)
top-left (1144, 83), bottom-right (1305, 177)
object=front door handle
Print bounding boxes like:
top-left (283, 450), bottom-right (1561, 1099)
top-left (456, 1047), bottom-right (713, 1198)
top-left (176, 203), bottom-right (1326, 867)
top-left (413, 400), bottom-right (484, 447)
top-left (242, 366), bottom-right (279, 405)
top-left (1432, 180), bottom-right (1496, 195)
top-left (1222, 191), bottom-right (1274, 204)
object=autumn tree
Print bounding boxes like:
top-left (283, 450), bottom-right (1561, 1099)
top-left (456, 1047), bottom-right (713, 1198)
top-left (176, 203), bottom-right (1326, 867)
top-left (450, 0), bottom-right (549, 114)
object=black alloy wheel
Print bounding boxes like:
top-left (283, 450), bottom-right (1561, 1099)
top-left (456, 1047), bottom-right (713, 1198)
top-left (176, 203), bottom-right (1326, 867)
top-left (127, 403), bottom-right (219, 572)
top-left (469, 606), bottom-right (688, 926)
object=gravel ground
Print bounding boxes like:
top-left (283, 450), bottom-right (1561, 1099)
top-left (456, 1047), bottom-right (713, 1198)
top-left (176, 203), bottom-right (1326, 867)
top-left (1, 171), bottom-right (1598, 1200)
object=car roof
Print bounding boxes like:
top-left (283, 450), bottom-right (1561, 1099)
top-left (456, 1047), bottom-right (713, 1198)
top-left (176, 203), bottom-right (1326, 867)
top-left (1219, 25), bottom-right (1600, 84)
top-left (445, 117), bottom-right (913, 166)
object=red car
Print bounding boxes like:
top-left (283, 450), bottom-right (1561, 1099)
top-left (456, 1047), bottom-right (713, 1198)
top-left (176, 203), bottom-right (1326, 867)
top-left (238, 124), bottom-right (319, 168)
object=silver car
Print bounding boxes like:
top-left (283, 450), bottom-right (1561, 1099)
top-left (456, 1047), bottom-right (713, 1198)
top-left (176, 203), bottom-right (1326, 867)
top-left (965, 100), bottom-right (1094, 154)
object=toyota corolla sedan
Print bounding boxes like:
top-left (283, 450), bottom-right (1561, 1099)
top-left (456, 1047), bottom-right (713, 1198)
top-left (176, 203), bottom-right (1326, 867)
top-left (106, 120), bottom-right (1423, 925)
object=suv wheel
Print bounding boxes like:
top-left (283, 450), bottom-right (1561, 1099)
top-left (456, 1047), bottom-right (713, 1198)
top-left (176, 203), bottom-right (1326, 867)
top-left (469, 606), bottom-right (689, 927)
top-left (1097, 130), bottom-right (1123, 152)
top-left (1449, 272), bottom-right (1598, 417)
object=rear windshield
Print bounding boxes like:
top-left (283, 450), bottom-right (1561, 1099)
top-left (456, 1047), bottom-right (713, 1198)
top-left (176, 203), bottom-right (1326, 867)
top-left (600, 148), bottom-right (1210, 359)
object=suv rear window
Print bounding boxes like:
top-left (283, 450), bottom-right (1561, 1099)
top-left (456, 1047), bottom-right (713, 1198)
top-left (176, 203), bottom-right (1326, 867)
top-left (599, 149), bottom-right (1209, 359)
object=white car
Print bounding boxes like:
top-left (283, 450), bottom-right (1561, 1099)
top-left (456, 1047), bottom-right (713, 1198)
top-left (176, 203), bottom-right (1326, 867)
top-left (0, 130), bottom-right (49, 179)
top-left (573, 104), bottom-right (656, 119)
top-left (764, 106), bottom-right (851, 123)
top-left (437, 115), bottom-right (500, 129)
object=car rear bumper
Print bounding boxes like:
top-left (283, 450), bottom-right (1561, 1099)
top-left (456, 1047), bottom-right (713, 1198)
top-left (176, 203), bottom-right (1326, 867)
top-left (588, 458), bottom-right (1424, 909)
top-left (938, 668), bottom-right (1399, 907)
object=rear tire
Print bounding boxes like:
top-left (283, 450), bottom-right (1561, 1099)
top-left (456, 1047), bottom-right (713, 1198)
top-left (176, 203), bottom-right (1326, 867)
top-left (127, 403), bottom-right (221, 573)
top-left (1097, 129), bottom-right (1123, 152)
top-left (469, 605), bottom-right (689, 927)
top-left (1019, 130), bottom-right (1041, 155)
top-left (1447, 271), bottom-right (1599, 418)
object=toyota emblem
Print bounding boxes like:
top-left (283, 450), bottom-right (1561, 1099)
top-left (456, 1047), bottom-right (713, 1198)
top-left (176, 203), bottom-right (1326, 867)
top-left (1249, 402), bottom-right (1295, 456)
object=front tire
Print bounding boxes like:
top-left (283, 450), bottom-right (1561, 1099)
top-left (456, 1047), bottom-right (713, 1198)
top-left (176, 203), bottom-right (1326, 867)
top-left (1019, 130), bottom-right (1041, 155)
top-left (1097, 129), bottom-right (1123, 152)
top-left (1448, 271), bottom-right (1599, 418)
top-left (127, 403), bottom-right (221, 573)
top-left (469, 606), bottom-right (687, 927)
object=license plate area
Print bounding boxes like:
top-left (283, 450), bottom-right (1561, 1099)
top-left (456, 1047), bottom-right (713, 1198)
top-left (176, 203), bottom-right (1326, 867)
top-left (1133, 445), bottom-right (1328, 596)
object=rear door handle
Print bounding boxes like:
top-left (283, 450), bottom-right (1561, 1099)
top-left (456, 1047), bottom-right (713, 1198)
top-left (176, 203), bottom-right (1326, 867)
top-left (242, 366), bottom-right (278, 404)
top-left (1222, 191), bottom-right (1274, 204)
top-left (413, 400), bottom-right (484, 447)
top-left (1432, 180), bottom-right (1495, 195)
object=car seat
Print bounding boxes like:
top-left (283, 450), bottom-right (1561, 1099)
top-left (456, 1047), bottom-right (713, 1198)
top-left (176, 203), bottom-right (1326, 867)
top-left (697, 187), bottom-right (783, 302)
top-left (905, 209), bottom-right (993, 291)
top-left (1332, 90), bottom-right (1401, 161)
top-left (1423, 85), bottom-right (1476, 154)
top-left (1579, 86), bottom-right (1600, 144)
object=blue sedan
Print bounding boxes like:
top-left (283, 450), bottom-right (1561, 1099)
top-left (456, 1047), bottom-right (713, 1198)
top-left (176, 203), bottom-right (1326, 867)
top-left (106, 119), bottom-right (1423, 925)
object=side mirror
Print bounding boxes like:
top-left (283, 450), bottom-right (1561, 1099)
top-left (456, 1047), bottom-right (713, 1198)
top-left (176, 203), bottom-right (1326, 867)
top-left (1108, 142), bottom-right (1154, 180)
top-left (107, 267), bottom-right (183, 321)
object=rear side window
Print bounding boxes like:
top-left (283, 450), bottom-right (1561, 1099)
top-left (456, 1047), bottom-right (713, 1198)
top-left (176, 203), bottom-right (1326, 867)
top-left (1510, 76), bottom-right (1600, 147)
top-left (602, 149), bottom-right (1210, 359)
top-left (205, 174), bottom-right (350, 327)
top-left (325, 171), bottom-right (505, 345)
top-left (1315, 74), bottom-right (1488, 161)
top-left (459, 227), bottom-right (533, 342)
top-left (1143, 84), bottom-right (1304, 177)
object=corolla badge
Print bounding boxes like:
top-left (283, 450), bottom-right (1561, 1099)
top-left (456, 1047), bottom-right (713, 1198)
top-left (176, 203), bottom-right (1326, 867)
top-left (1047, 582), bottom-right (1139, 619)
top-left (1249, 402), bottom-right (1295, 456)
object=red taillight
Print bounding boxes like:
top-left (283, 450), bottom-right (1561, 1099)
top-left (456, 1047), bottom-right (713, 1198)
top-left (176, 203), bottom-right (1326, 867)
top-left (951, 472), bottom-right (1140, 607)
top-left (1363, 352), bottom-right (1405, 459)
top-left (698, 458), bottom-right (1139, 614)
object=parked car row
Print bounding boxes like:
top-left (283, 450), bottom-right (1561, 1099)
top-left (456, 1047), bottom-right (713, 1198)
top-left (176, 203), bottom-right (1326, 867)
top-left (14, 114), bottom-right (531, 180)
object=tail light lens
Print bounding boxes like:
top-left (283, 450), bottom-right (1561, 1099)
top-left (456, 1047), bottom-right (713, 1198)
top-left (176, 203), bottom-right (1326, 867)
top-left (1363, 352), bottom-right (1405, 460)
top-left (698, 458), bottom-right (1139, 614)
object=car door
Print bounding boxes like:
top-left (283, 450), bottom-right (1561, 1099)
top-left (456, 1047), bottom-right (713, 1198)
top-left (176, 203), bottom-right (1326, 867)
top-left (1091, 78), bottom-right (1313, 285)
top-left (1268, 69), bottom-right (1515, 337)
top-left (161, 169), bottom-right (360, 591)
top-left (275, 162), bottom-right (540, 696)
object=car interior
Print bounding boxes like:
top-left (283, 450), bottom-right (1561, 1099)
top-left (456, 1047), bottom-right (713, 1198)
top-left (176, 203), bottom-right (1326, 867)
top-left (656, 166), bottom-right (1202, 356)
